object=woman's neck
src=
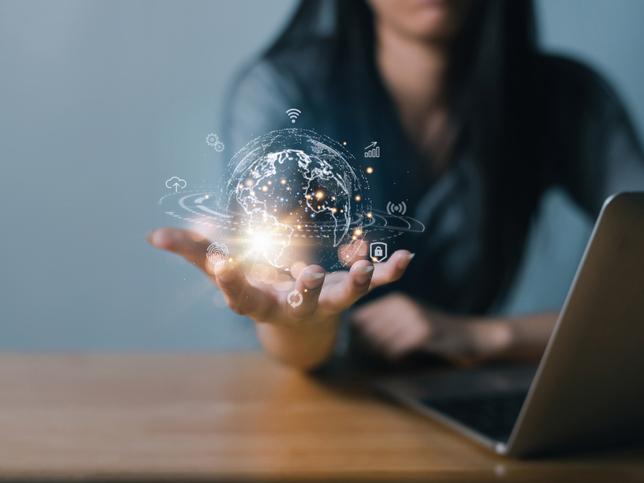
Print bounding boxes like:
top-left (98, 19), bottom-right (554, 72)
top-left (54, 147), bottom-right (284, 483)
top-left (375, 21), bottom-right (454, 169)
top-left (376, 22), bottom-right (448, 117)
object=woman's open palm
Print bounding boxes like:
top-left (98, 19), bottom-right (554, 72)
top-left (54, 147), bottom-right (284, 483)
top-left (148, 227), bottom-right (415, 326)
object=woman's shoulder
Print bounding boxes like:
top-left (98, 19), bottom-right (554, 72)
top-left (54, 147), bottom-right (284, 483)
top-left (535, 54), bottom-right (643, 213)
top-left (264, 38), bottom-right (335, 77)
top-left (539, 54), bottom-right (608, 87)
top-left (536, 53), bottom-right (627, 121)
top-left (230, 38), bottom-right (334, 104)
top-left (222, 39), bottom-right (335, 149)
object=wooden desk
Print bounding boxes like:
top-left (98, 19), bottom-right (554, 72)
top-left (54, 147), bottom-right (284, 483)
top-left (0, 354), bottom-right (642, 482)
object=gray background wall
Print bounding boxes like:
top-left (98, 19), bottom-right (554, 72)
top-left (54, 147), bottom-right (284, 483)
top-left (0, 0), bottom-right (642, 350)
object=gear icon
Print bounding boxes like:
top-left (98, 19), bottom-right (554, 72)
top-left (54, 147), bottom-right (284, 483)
top-left (206, 132), bottom-right (218, 146)
top-left (206, 132), bottom-right (225, 152)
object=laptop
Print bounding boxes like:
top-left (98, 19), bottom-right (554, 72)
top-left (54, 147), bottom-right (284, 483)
top-left (377, 192), bottom-right (644, 457)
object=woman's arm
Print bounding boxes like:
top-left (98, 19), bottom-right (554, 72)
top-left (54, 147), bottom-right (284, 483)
top-left (351, 293), bottom-right (557, 364)
top-left (255, 317), bottom-right (341, 370)
top-left (494, 312), bottom-right (558, 362)
top-left (551, 60), bottom-right (644, 215)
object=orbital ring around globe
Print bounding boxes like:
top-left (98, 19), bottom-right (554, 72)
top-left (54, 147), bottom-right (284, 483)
top-left (161, 190), bottom-right (425, 238)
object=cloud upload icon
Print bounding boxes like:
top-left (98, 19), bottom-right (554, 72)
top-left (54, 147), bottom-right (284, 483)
top-left (165, 176), bottom-right (187, 192)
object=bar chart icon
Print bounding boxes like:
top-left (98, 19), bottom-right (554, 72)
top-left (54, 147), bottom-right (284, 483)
top-left (364, 141), bottom-right (380, 158)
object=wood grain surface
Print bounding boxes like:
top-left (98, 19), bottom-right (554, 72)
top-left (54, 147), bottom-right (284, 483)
top-left (0, 353), bottom-right (642, 482)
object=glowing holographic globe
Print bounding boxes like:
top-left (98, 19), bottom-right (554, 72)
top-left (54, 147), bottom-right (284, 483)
top-left (225, 129), bottom-right (370, 268)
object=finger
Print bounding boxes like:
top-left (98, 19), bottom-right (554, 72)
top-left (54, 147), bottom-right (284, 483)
top-left (350, 300), bottom-right (385, 325)
top-left (384, 331), bottom-right (425, 359)
top-left (319, 271), bottom-right (347, 286)
top-left (319, 260), bottom-right (374, 312)
top-left (288, 265), bottom-right (325, 319)
top-left (246, 261), bottom-right (290, 286)
top-left (337, 239), bottom-right (368, 267)
top-left (352, 315), bottom-right (388, 341)
top-left (289, 261), bottom-right (308, 280)
top-left (375, 317), bottom-right (409, 342)
top-left (354, 316), bottom-right (416, 359)
top-left (354, 317), bottom-right (399, 355)
top-left (370, 250), bottom-right (415, 289)
top-left (214, 259), bottom-right (275, 320)
top-left (352, 311), bottom-right (399, 343)
top-left (148, 228), bottom-right (211, 272)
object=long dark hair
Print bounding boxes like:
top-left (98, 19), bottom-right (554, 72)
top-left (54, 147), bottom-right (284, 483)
top-left (263, 0), bottom-right (543, 312)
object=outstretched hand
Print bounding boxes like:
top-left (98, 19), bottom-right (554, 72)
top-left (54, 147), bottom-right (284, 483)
top-left (148, 227), bottom-right (415, 327)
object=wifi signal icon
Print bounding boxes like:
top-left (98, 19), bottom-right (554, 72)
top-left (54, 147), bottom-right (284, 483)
top-left (386, 201), bottom-right (407, 216)
top-left (286, 108), bottom-right (302, 124)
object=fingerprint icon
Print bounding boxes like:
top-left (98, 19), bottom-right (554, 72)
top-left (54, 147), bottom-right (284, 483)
top-left (386, 201), bottom-right (407, 216)
top-left (206, 242), bottom-right (230, 266)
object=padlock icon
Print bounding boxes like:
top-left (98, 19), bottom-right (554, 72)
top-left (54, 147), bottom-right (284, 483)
top-left (369, 242), bottom-right (388, 262)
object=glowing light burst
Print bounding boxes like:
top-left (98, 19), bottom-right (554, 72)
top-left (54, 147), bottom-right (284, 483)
top-left (244, 225), bottom-right (290, 264)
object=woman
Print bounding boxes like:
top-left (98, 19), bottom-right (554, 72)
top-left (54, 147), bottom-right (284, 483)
top-left (149, 0), bottom-right (644, 369)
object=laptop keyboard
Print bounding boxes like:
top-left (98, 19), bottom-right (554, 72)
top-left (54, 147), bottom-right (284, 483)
top-left (421, 391), bottom-right (527, 442)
